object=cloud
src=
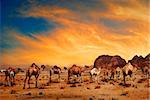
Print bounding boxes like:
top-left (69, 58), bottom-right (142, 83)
top-left (1, 0), bottom-right (149, 66)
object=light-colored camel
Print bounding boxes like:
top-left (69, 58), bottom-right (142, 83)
top-left (0, 68), bottom-right (23, 86)
top-left (23, 63), bottom-right (42, 89)
top-left (68, 64), bottom-right (82, 83)
top-left (90, 68), bottom-right (101, 82)
top-left (122, 62), bottom-right (135, 84)
top-left (144, 66), bottom-right (150, 78)
top-left (116, 67), bottom-right (122, 80)
top-left (49, 65), bottom-right (62, 83)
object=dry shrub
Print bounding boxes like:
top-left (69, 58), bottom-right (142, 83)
top-left (95, 85), bottom-right (101, 89)
top-left (137, 78), bottom-right (147, 83)
top-left (124, 84), bottom-right (131, 87)
top-left (120, 91), bottom-right (128, 96)
top-left (84, 77), bottom-right (89, 82)
top-left (144, 84), bottom-right (149, 88)
top-left (39, 92), bottom-right (44, 96)
top-left (60, 86), bottom-right (65, 89)
top-left (26, 92), bottom-right (31, 96)
top-left (87, 87), bottom-right (90, 89)
top-left (110, 82), bottom-right (115, 85)
top-left (70, 84), bottom-right (76, 87)
top-left (10, 90), bottom-right (17, 94)
top-left (0, 82), bottom-right (3, 86)
top-left (98, 98), bottom-right (105, 100)
top-left (78, 84), bottom-right (82, 86)
top-left (39, 86), bottom-right (46, 89)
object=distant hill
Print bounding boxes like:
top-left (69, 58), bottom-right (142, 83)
top-left (94, 53), bottom-right (150, 69)
top-left (129, 53), bottom-right (150, 68)
top-left (94, 55), bottom-right (126, 69)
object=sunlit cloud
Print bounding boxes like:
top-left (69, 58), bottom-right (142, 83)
top-left (1, 0), bottom-right (149, 66)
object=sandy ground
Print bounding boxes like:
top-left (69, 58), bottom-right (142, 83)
top-left (0, 70), bottom-right (149, 100)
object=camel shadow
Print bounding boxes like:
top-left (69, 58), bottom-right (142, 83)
top-left (118, 83), bottom-right (131, 87)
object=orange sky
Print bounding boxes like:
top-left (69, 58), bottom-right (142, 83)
top-left (1, 0), bottom-right (150, 66)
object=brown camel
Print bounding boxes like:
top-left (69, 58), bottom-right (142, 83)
top-left (23, 63), bottom-right (42, 89)
top-left (49, 65), bottom-right (62, 83)
top-left (68, 64), bottom-right (82, 83)
top-left (1, 67), bottom-right (23, 86)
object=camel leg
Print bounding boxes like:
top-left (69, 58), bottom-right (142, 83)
top-left (110, 73), bottom-right (112, 80)
top-left (23, 75), bottom-right (27, 89)
top-left (90, 73), bottom-right (93, 82)
top-left (35, 75), bottom-right (39, 88)
top-left (5, 75), bottom-right (8, 86)
top-left (110, 72), bottom-right (114, 80)
top-left (58, 73), bottom-right (60, 82)
top-left (49, 70), bottom-right (52, 83)
top-left (79, 74), bottom-right (82, 83)
top-left (123, 72), bottom-right (126, 85)
top-left (67, 71), bottom-right (70, 83)
top-left (13, 76), bottom-right (15, 85)
top-left (28, 76), bottom-right (31, 89)
top-left (97, 75), bottom-right (100, 83)
top-left (11, 77), bottom-right (14, 86)
top-left (112, 73), bottom-right (114, 80)
top-left (117, 72), bottom-right (120, 80)
top-left (67, 75), bottom-right (70, 83)
top-left (8, 75), bottom-right (12, 86)
top-left (95, 75), bottom-right (98, 83)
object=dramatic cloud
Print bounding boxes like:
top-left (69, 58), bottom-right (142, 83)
top-left (1, 0), bottom-right (149, 66)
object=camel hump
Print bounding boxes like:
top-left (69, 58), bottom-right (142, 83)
top-left (10, 71), bottom-right (14, 74)
top-left (116, 67), bottom-right (121, 71)
top-left (33, 68), bottom-right (38, 72)
top-left (128, 63), bottom-right (134, 70)
top-left (123, 62), bottom-right (134, 74)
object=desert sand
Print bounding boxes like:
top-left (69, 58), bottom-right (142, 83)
top-left (0, 69), bottom-right (149, 100)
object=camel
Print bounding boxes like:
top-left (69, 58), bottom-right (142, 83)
top-left (122, 62), bottom-right (135, 85)
top-left (68, 64), bottom-right (82, 83)
top-left (116, 67), bottom-right (122, 80)
top-left (49, 65), bottom-right (62, 83)
top-left (0, 67), bottom-right (23, 86)
top-left (90, 68), bottom-right (101, 82)
top-left (64, 67), bottom-right (67, 70)
top-left (41, 65), bottom-right (46, 71)
top-left (108, 68), bottom-right (116, 80)
top-left (23, 63), bottom-right (43, 89)
top-left (143, 66), bottom-right (150, 78)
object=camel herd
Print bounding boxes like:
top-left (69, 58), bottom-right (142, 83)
top-left (0, 54), bottom-right (149, 89)
top-left (0, 61), bottom-right (149, 89)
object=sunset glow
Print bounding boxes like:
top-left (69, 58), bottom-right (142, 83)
top-left (1, 0), bottom-right (150, 66)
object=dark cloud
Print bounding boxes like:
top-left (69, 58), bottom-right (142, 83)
top-left (100, 18), bottom-right (130, 28)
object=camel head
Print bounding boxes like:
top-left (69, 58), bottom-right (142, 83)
top-left (64, 67), bottom-right (67, 70)
top-left (72, 64), bottom-right (77, 67)
top-left (16, 68), bottom-right (24, 73)
top-left (41, 65), bottom-right (46, 71)
top-left (0, 69), bottom-right (6, 73)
